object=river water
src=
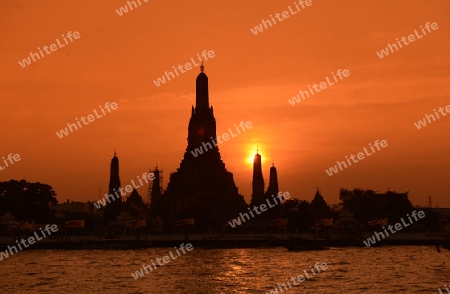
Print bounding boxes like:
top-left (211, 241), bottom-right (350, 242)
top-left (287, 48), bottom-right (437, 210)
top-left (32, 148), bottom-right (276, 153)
top-left (0, 246), bottom-right (448, 293)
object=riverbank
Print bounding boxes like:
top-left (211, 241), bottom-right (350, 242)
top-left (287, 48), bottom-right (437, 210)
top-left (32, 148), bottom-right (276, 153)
top-left (0, 233), bottom-right (447, 250)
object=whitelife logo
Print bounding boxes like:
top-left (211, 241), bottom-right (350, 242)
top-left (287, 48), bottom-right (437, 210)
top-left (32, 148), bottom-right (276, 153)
top-left (363, 210), bottom-right (425, 247)
top-left (190, 121), bottom-right (252, 158)
top-left (288, 69), bottom-right (350, 106)
top-left (115, 0), bottom-right (149, 16)
top-left (55, 102), bottom-right (118, 139)
top-left (93, 171), bottom-right (155, 209)
top-left (250, 0), bottom-right (313, 35)
top-left (131, 243), bottom-right (193, 280)
top-left (18, 31), bottom-right (81, 68)
top-left (228, 192), bottom-right (290, 228)
top-left (152, 50), bottom-right (215, 87)
top-left (376, 22), bottom-right (439, 59)
top-left (0, 224), bottom-right (58, 261)
top-left (414, 105), bottom-right (450, 130)
top-left (0, 153), bottom-right (21, 171)
top-left (266, 262), bottom-right (328, 294)
top-left (325, 140), bottom-right (388, 176)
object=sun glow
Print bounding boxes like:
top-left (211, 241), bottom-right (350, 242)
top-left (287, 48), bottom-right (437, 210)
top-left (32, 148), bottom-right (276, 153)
top-left (247, 154), bottom-right (255, 166)
top-left (246, 147), bottom-right (266, 167)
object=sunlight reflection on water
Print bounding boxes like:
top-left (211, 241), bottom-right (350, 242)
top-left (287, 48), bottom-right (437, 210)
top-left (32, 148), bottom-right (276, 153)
top-left (0, 246), bottom-right (449, 293)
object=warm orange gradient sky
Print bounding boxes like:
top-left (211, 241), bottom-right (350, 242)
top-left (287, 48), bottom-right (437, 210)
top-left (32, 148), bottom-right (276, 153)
top-left (1, 0), bottom-right (449, 207)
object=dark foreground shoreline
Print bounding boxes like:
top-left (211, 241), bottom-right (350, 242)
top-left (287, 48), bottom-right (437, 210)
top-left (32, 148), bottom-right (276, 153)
top-left (0, 233), bottom-right (446, 250)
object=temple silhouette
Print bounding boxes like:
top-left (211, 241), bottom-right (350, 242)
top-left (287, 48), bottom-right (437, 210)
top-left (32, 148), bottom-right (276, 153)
top-left (99, 65), bottom-right (286, 232)
top-left (150, 64), bottom-right (248, 231)
top-left (101, 65), bottom-right (435, 236)
top-left (96, 65), bottom-right (395, 234)
top-left (250, 149), bottom-right (280, 208)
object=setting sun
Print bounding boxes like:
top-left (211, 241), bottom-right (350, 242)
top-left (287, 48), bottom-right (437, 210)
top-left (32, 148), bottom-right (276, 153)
top-left (246, 146), bottom-right (266, 167)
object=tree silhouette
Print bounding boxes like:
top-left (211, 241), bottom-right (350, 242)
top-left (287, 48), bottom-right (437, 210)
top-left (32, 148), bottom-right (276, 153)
top-left (0, 179), bottom-right (58, 222)
top-left (280, 199), bottom-right (314, 232)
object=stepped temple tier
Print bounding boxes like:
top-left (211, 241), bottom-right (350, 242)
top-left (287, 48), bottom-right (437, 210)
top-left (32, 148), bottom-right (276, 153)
top-left (162, 64), bottom-right (248, 231)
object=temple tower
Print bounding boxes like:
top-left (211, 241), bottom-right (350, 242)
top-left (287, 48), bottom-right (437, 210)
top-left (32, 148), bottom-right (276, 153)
top-left (250, 148), bottom-right (265, 207)
top-left (163, 64), bottom-right (248, 231)
top-left (104, 150), bottom-right (123, 221)
top-left (108, 150), bottom-right (121, 197)
top-left (265, 163), bottom-right (279, 199)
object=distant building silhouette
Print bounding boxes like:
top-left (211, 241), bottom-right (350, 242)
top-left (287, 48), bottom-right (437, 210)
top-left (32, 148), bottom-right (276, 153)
top-left (51, 201), bottom-right (100, 219)
top-left (104, 151), bottom-right (123, 221)
top-left (125, 188), bottom-right (148, 220)
top-left (150, 166), bottom-right (166, 221)
top-left (162, 64), bottom-right (247, 230)
top-left (126, 188), bottom-right (143, 206)
top-left (339, 188), bottom-right (413, 223)
top-left (310, 188), bottom-right (331, 219)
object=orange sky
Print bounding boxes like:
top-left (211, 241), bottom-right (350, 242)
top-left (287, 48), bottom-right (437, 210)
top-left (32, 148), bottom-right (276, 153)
top-left (1, 0), bottom-right (449, 207)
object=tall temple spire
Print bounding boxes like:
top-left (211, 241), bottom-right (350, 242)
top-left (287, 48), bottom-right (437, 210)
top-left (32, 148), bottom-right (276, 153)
top-left (251, 151), bottom-right (265, 207)
top-left (109, 151), bottom-right (121, 196)
top-left (104, 151), bottom-right (123, 221)
top-left (263, 162), bottom-right (280, 218)
top-left (195, 61), bottom-right (209, 112)
top-left (266, 162), bottom-right (279, 199)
